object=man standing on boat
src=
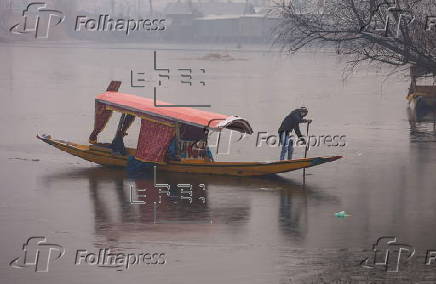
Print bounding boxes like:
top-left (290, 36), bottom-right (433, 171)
top-left (278, 107), bottom-right (311, 160)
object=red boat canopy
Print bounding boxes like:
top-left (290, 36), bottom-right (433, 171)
top-left (95, 91), bottom-right (253, 133)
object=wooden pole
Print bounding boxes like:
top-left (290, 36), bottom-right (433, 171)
top-left (433, 109), bottom-right (435, 131)
top-left (303, 121), bottom-right (311, 186)
top-left (175, 122), bottom-right (180, 158)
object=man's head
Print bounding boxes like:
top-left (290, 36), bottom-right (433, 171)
top-left (298, 106), bottom-right (308, 117)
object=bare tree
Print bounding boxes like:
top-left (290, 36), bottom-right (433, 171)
top-left (274, 0), bottom-right (436, 75)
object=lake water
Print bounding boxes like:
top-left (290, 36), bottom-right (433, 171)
top-left (1, 42), bottom-right (436, 283)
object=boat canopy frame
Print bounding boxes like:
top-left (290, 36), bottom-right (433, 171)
top-left (88, 81), bottom-right (253, 163)
top-left (89, 82), bottom-right (253, 145)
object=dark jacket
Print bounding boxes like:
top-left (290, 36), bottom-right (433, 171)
top-left (278, 110), bottom-right (304, 137)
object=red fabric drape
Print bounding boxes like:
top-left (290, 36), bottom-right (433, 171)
top-left (135, 119), bottom-right (175, 162)
top-left (89, 102), bottom-right (113, 144)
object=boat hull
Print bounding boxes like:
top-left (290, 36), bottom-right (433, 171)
top-left (37, 135), bottom-right (342, 177)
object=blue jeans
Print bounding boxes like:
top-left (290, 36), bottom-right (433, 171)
top-left (280, 132), bottom-right (294, 160)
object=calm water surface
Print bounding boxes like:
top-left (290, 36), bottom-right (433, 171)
top-left (0, 43), bottom-right (436, 283)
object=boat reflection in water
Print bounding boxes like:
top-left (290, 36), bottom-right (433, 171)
top-left (41, 167), bottom-right (338, 246)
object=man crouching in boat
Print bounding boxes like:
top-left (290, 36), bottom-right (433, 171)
top-left (278, 107), bottom-right (311, 160)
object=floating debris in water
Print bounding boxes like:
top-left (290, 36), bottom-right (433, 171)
top-left (259, 187), bottom-right (271, 191)
top-left (198, 53), bottom-right (246, 61)
top-left (335, 211), bottom-right (351, 218)
top-left (9, 157), bottom-right (40, 162)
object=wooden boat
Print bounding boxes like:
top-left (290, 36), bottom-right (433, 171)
top-left (407, 88), bottom-right (436, 122)
top-left (407, 66), bottom-right (436, 122)
top-left (36, 134), bottom-right (341, 176)
top-left (37, 81), bottom-right (341, 177)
